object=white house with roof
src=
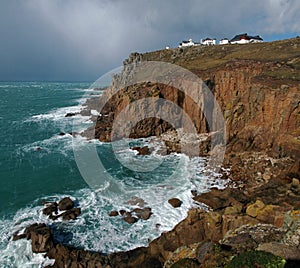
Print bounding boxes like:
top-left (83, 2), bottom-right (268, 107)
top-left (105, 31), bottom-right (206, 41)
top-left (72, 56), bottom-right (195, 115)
top-left (230, 33), bottom-right (263, 44)
top-left (201, 38), bottom-right (216, 46)
top-left (179, 39), bottom-right (194, 47)
top-left (219, 38), bottom-right (229, 45)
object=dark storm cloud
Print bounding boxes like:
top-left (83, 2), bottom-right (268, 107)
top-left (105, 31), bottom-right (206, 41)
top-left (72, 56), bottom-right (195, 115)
top-left (0, 0), bottom-right (299, 81)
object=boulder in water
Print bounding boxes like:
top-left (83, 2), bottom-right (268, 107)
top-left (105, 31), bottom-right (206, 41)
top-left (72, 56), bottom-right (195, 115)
top-left (168, 198), bottom-right (182, 208)
top-left (58, 197), bottom-right (74, 211)
top-left (42, 202), bottom-right (58, 216)
top-left (124, 216), bottom-right (138, 224)
top-left (61, 208), bottom-right (81, 221)
top-left (65, 112), bottom-right (77, 117)
top-left (109, 210), bottom-right (119, 217)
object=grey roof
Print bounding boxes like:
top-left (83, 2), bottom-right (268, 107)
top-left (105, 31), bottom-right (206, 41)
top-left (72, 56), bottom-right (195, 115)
top-left (230, 33), bottom-right (263, 42)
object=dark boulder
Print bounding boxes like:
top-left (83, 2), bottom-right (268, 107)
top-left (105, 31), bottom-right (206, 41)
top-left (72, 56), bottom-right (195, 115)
top-left (168, 198), bottom-right (182, 208)
top-left (133, 207), bottom-right (152, 220)
top-left (21, 223), bottom-right (54, 253)
top-left (119, 209), bottom-right (126, 216)
top-left (42, 202), bottom-right (58, 216)
top-left (141, 210), bottom-right (152, 220)
top-left (61, 208), bottom-right (81, 221)
top-left (109, 210), bottom-right (119, 217)
top-left (58, 197), bottom-right (74, 211)
top-left (132, 146), bottom-right (152, 155)
top-left (12, 232), bottom-right (26, 241)
top-left (124, 216), bottom-right (138, 224)
top-left (65, 113), bottom-right (77, 117)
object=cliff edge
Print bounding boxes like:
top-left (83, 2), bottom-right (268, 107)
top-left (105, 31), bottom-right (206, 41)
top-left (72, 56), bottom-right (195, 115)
top-left (92, 37), bottom-right (300, 160)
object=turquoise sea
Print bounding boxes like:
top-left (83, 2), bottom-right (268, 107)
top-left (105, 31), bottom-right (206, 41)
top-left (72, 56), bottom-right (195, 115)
top-left (0, 82), bottom-right (227, 267)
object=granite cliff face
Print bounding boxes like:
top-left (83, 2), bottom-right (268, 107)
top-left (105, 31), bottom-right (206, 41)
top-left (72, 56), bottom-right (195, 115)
top-left (92, 38), bottom-right (300, 160)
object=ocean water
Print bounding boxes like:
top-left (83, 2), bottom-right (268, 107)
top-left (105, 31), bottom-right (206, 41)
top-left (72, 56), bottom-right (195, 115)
top-left (0, 82), bottom-right (228, 267)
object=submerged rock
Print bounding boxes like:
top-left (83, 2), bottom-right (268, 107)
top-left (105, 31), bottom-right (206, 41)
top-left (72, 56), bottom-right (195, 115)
top-left (65, 112), bottom-right (77, 117)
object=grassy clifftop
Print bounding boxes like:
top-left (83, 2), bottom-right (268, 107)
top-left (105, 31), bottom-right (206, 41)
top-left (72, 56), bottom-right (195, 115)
top-left (139, 37), bottom-right (300, 82)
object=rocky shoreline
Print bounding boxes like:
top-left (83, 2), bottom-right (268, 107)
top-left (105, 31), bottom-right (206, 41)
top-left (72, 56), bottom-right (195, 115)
top-left (13, 151), bottom-right (300, 267)
top-left (14, 38), bottom-right (300, 267)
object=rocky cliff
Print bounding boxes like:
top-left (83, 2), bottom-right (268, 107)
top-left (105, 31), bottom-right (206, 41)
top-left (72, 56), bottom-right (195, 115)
top-left (91, 38), bottom-right (300, 160)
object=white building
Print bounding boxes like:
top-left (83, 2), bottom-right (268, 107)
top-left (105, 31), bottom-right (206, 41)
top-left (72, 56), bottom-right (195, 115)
top-left (219, 38), bottom-right (229, 45)
top-left (179, 39), bottom-right (194, 47)
top-left (201, 38), bottom-right (216, 46)
top-left (230, 33), bottom-right (263, 44)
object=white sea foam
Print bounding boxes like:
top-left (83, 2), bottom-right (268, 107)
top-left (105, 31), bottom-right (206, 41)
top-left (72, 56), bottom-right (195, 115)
top-left (0, 150), bottom-right (229, 266)
top-left (29, 104), bottom-right (84, 122)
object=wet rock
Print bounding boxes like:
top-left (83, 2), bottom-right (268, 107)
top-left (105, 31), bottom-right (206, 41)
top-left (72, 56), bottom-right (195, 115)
top-left (119, 209), bottom-right (126, 216)
top-left (12, 232), bottom-right (26, 241)
top-left (132, 146), bottom-right (152, 155)
top-left (191, 190), bottom-right (197, 197)
top-left (133, 207), bottom-right (152, 220)
top-left (109, 210), bottom-right (119, 217)
top-left (61, 208), bottom-right (81, 221)
top-left (132, 208), bottom-right (144, 215)
top-left (23, 223), bottom-right (54, 253)
top-left (124, 211), bottom-right (132, 217)
top-left (58, 132), bottom-right (65, 136)
top-left (168, 198), bottom-right (182, 208)
top-left (42, 202), bottom-right (58, 216)
top-left (58, 197), bottom-right (74, 211)
top-left (65, 112), bottom-right (77, 117)
top-left (124, 216), bottom-right (138, 224)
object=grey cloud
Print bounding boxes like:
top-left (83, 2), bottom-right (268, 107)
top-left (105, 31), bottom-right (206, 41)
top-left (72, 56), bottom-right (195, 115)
top-left (0, 0), bottom-right (299, 81)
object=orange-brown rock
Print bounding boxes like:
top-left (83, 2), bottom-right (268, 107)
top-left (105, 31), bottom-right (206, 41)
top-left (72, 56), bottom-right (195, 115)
top-left (86, 38), bottom-right (300, 163)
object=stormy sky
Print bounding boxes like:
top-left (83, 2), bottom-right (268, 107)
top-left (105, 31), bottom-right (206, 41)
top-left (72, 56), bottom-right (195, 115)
top-left (0, 0), bottom-right (299, 82)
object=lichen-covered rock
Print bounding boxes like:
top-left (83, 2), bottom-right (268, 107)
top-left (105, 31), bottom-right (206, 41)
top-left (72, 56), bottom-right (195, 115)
top-left (246, 199), bottom-right (265, 218)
